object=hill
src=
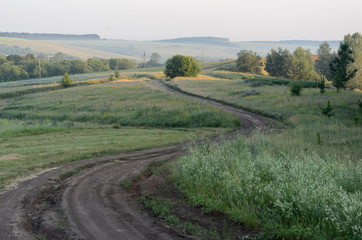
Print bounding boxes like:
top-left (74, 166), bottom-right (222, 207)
top-left (0, 32), bottom-right (100, 40)
top-left (0, 37), bottom-right (138, 60)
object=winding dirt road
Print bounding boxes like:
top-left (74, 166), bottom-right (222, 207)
top-left (0, 80), bottom-right (272, 240)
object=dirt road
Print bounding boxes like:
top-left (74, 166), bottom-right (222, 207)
top-left (0, 80), bottom-right (272, 240)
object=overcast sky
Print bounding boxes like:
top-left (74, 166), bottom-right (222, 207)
top-left (1, 0), bottom-right (361, 41)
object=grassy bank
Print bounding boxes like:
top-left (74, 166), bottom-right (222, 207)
top-left (167, 72), bottom-right (361, 239)
top-left (171, 135), bottom-right (361, 239)
top-left (167, 74), bottom-right (361, 160)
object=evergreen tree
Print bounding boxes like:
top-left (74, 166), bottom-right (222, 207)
top-left (343, 32), bottom-right (361, 89)
top-left (61, 72), bottom-right (73, 87)
top-left (330, 42), bottom-right (357, 91)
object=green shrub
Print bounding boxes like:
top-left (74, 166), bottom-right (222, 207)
top-left (290, 83), bottom-right (303, 96)
top-left (114, 70), bottom-right (120, 79)
top-left (318, 76), bottom-right (327, 94)
top-left (164, 55), bottom-right (201, 78)
top-left (321, 101), bottom-right (335, 117)
top-left (61, 72), bottom-right (73, 87)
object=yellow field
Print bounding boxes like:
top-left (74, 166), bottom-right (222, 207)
top-left (0, 37), bottom-right (137, 60)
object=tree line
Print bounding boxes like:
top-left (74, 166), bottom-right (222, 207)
top-left (0, 32), bottom-right (100, 40)
top-left (236, 32), bottom-right (361, 90)
top-left (0, 53), bottom-right (136, 82)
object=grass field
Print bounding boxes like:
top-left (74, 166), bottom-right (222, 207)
top-left (0, 79), bottom-right (237, 189)
top-left (167, 71), bottom-right (362, 239)
top-left (0, 37), bottom-right (136, 60)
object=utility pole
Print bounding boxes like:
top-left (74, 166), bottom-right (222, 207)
top-left (202, 51), bottom-right (204, 68)
top-left (140, 51), bottom-right (146, 68)
top-left (38, 57), bottom-right (41, 79)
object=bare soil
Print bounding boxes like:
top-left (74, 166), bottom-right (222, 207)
top-left (0, 80), bottom-right (273, 240)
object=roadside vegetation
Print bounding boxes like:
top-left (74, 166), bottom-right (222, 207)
top-left (167, 69), bottom-right (361, 239)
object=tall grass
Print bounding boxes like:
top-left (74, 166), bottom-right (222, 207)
top-left (172, 134), bottom-right (361, 239)
top-left (168, 76), bottom-right (362, 159)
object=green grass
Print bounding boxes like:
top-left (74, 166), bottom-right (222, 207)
top-left (167, 75), bottom-right (362, 160)
top-left (172, 135), bottom-right (361, 239)
top-left (0, 81), bottom-right (239, 128)
top-left (0, 79), bottom-right (236, 188)
top-left (167, 72), bottom-right (361, 239)
top-left (0, 123), bottom-right (219, 189)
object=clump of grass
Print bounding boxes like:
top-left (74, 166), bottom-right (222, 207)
top-left (172, 135), bottom-right (362, 239)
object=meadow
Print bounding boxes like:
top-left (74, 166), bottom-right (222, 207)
top-left (0, 77), bottom-right (238, 189)
top-left (168, 71), bottom-right (362, 239)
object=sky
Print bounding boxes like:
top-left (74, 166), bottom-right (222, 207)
top-left (1, 0), bottom-right (361, 41)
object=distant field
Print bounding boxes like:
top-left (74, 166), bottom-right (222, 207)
top-left (49, 39), bottom-right (330, 62)
top-left (0, 37), bottom-right (137, 59)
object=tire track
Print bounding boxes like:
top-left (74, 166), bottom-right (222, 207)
top-left (0, 80), bottom-right (273, 239)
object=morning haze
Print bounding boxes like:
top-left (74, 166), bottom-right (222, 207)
top-left (1, 0), bottom-right (361, 41)
top-left (0, 1), bottom-right (361, 240)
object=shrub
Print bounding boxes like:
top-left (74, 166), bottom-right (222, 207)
top-left (61, 72), bottom-right (73, 87)
top-left (318, 75), bottom-right (327, 94)
top-left (321, 101), bottom-right (335, 117)
top-left (164, 55), bottom-right (201, 79)
top-left (290, 83), bottom-right (303, 96)
top-left (114, 70), bottom-right (120, 79)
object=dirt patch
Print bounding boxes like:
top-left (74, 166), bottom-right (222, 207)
top-left (133, 166), bottom-right (257, 239)
top-left (0, 154), bottom-right (24, 161)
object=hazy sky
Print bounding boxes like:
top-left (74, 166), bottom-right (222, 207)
top-left (1, 0), bottom-right (361, 41)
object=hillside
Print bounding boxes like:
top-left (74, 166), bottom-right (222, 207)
top-left (0, 37), bottom-right (138, 60)
top-left (0, 32), bottom-right (100, 40)
top-left (50, 38), bottom-right (340, 62)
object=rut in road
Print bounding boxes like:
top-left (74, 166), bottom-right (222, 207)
top-left (0, 80), bottom-right (272, 240)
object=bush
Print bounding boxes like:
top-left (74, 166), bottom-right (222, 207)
top-left (61, 72), bottom-right (73, 87)
top-left (318, 75), bottom-right (327, 94)
top-left (114, 70), bottom-right (120, 79)
top-left (164, 55), bottom-right (201, 78)
top-left (321, 101), bottom-right (335, 117)
top-left (290, 83), bottom-right (303, 96)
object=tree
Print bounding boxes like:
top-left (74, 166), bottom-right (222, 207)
top-left (265, 48), bottom-right (292, 77)
top-left (147, 52), bottom-right (161, 66)
top-left (164, 55), bottom-right (201, 78)
top-left (315, 42), bottom-right (335, 81)
top-left (70, 59), bottom-right (88, 74)
top-left (52, 52), bottom-right (66, 62)
top-left (329, 42), bottom-right (357, 91)
top-left (343, 32), bottom-right (361, 89)
top-left (61, 72), bottom-right (73, 87)
top-left (109, 58), bottom-right (135, 70)
top-left (287, 47), bottom-right (318, 81)
top-left (318, 75), bottom-right (326, 94)
top-left (236, 50), bottom-right (262, 74)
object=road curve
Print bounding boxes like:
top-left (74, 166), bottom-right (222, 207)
top-left (0, 80), bottom-right (272, 240)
